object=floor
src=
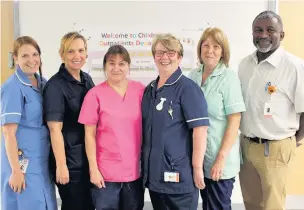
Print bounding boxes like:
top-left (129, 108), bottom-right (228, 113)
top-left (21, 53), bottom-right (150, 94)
top-left (56, 176), bottom-right (304, 209)
top-left (57, 196), bottom-right (304, 210)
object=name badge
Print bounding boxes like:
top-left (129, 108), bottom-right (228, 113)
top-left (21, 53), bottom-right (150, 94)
top-left (264, 102), bottom-right (272, 118)
top-left (164, 172), bottom-right (179, 182)
top-left (19, 159), bottom-right (29, 173)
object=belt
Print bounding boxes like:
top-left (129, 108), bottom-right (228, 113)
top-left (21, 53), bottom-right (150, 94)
top-left (245, 136), bottom-right (271, 144)
top-left (245, 136), bottom-right (271, 157)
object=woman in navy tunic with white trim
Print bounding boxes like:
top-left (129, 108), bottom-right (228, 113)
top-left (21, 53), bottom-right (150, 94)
top-left (141, 33), bottom-right (210, 210)
top-left (1, 36), bottom-right (57, 210)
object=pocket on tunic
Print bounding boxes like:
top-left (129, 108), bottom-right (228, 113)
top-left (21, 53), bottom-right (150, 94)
top-left (24, 100), bottom-right (43, 125)
top-left (162, 151), bottom-right (191, 183)
top-left (206, 91), bottom-right (225, 119)
top-left (97, 152), bottom-right (122, 181)
top-left (167, 100), bottom-right (183, 122)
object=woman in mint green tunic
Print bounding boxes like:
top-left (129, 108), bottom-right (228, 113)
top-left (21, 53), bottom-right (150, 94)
top-left (188, 27), bottom-right (246, 210)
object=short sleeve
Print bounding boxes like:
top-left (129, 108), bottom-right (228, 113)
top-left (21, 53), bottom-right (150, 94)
top-left (43, 82), bottom-right (65, 122)
top-left (1, 85), bottom-right (24, 125)
top-left (78, 89), bottom-right (100, 125)
top-left (181, 81), bottom-right (209, 129)
top-left (293, 62), bottom-right (304, 113)
top-left (222, 71), bottom-right (246, 115)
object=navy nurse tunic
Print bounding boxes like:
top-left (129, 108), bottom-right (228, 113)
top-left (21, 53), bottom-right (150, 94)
top-left (141, 67), bottom-right (210, 194)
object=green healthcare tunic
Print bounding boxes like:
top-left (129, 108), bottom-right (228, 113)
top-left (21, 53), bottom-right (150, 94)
top-left (188, 63), bottom-right (246, 179)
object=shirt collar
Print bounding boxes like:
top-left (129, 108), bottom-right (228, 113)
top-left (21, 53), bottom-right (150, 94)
top-left (59, 63), bottom-right (88, 83)
top-left (15, 66), bottom-right (35, 86)
top-left (250, 47), bottom-right (284, 68)
top-left (195, 62), bottom-right (226, 77)
top-left (151, 67), bottom-right (183, 87)
top-left (15, 67), bottom-right (45, 92)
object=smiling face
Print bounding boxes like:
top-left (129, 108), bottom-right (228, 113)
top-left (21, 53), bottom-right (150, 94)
top-left (14, 44), bottom-right (41, 75)
top-left (200, 37), bottom-right (222, 70)
top-left (61, 38), bottom-right (87, 72)
top-left (252, 17), bottom-right (284, 53)
top-left (154, 42), bottom-right (182, 75)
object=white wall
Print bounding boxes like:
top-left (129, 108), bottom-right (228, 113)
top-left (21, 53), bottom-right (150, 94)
top-left (19, 1), bottom-right (268, 81)
top-left (18, 0), bottom-right (269, 204)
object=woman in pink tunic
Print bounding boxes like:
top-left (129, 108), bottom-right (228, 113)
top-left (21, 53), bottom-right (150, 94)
top-left (78, 45), bottom-right (145, 210)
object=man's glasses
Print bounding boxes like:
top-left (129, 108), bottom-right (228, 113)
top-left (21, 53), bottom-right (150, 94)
top-left (155, 50), bottom-right (177, 58)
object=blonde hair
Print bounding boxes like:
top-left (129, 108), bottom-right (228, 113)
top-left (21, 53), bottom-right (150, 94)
top-left (197, 27), bottom-right (230, 67)
top-left (151, 33), bottom-right (183, 57)
top-left (59, 31), bottom-right (87, 58)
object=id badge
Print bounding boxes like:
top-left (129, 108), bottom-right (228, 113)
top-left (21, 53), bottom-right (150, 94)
top-left (264, 102), bottom-right (272, 118)
top-left (19, 159), bottom-right (29, 173)
top-left (164, 172), bottom-right (179, 182)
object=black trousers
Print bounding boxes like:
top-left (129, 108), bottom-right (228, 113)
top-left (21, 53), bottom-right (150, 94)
top-left (149, 189), bottom-right (199, 210)
top-left (57, 180), bottom-right (94, 210)
top-left (91, 177), bottom-right (144, 210)
top-left (200, 177), bottom-right (235, 210)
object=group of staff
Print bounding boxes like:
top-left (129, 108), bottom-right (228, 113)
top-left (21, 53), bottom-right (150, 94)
top-left (1, 10), bottom-right (303, 210)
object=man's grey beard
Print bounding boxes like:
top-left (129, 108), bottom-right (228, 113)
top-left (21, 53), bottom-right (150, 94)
top-left (256, 44), bottom-right (273, 53)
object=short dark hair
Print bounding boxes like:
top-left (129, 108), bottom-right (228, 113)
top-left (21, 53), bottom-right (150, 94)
top-left (253, 10), bottom-right (283, 30)
top-left (103, 45), bottom-right (131, 68)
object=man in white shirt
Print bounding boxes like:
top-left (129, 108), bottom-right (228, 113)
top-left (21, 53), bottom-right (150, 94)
top-left (238, 10), bottom-right (304, 210)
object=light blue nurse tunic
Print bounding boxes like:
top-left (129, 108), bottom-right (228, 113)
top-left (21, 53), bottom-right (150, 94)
top-left (1, 67), bottom-right (57, 210)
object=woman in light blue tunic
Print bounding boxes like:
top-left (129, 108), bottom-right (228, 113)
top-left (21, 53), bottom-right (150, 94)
top-left (1, 36), bottom-right (57, 210)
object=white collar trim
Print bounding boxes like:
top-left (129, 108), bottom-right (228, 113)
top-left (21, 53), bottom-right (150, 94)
top-left (150, 72), bottom-right (183, 87)
top-left (15, 70), bottom-right (31, 86)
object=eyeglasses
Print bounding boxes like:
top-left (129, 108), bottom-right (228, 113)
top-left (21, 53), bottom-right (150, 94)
top-left (154, 50), bottom-right (177, 58)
